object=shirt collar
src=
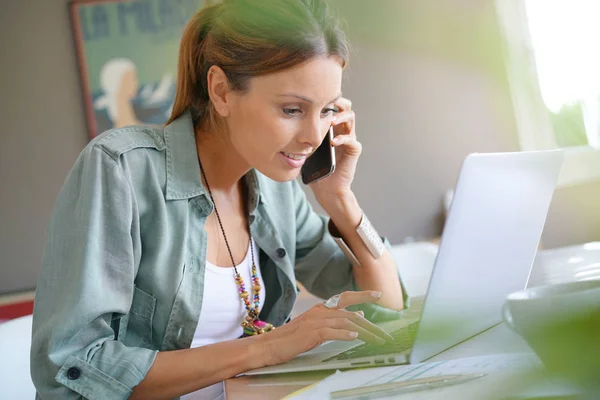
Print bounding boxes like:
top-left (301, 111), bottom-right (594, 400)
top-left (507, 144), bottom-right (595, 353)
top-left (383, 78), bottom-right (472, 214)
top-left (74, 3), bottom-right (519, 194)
top-left (163, 110), bottom-right (267, 211)
top-left (245, 167), bottom-right (266, 215)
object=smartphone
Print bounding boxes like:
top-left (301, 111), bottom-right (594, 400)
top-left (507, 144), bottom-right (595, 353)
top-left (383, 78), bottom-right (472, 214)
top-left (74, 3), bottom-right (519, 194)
top-left (301, 126), bottom-right (336, 185)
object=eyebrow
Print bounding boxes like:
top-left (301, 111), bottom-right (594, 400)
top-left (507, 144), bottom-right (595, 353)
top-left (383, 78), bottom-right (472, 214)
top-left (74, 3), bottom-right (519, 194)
top-left (277, 93), bottom-right (342, 105)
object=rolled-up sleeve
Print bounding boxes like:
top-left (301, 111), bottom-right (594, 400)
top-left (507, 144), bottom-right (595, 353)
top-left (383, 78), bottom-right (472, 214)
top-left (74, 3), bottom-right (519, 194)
top-left (291, 180), bottom-right (407, 322)
top-left (31, 145), bottom-right (157, 399)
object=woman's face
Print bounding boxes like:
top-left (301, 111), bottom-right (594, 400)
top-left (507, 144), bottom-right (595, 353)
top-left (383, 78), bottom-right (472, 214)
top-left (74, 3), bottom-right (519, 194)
top-left (226, 56), bottom-right (343, 182)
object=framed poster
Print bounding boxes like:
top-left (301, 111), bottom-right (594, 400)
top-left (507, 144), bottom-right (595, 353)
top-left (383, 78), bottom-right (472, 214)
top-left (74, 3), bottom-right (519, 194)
top-left (70, 0), bottom-right (209, 139)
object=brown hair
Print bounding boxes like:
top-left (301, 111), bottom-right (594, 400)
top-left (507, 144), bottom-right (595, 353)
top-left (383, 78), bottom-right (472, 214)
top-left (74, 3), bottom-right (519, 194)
top-left (166, 0), bottom-right (349, 128)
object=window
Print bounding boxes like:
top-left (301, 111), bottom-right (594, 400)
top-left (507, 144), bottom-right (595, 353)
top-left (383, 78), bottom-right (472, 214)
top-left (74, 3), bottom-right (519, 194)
top-left (496, 0), bottom-right (600, 186)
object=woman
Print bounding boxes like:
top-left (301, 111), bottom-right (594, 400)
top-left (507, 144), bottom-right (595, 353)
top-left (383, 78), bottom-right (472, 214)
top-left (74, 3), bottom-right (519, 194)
top-left (31, 1), bottom-right (406, 399)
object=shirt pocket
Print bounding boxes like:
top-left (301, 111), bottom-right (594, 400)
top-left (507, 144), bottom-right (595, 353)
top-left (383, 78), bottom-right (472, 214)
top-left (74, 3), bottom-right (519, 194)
top-left (122, 286), bottom-right (157, 349)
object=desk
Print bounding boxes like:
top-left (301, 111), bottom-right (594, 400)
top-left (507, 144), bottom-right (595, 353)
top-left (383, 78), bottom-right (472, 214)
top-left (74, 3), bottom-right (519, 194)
top-left (225, 242), bottom-right (600, 399)
top-left (224, 320), bottom-right (530, 399)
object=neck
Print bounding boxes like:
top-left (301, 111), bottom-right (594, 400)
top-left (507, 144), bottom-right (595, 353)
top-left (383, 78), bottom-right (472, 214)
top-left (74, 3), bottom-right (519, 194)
top-left (195, 123), bottom-right (252, 199)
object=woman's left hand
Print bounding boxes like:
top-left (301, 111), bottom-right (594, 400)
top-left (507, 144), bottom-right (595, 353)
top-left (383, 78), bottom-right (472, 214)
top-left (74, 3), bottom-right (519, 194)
top-left (309, 97), bottom-right (361, 202)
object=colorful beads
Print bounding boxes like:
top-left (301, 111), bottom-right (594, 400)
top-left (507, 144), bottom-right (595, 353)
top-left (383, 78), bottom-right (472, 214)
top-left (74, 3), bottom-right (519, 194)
top-left (198, 157), bottom-right (270, 337)
top-left (243, 319), bottom-right (275, 336)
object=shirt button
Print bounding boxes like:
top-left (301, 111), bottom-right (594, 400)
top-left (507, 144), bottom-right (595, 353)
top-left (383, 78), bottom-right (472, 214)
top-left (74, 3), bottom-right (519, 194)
top-left (67, 367), bottom-right (81, 380)
top-left (276, 248), bottom-right (286, 258)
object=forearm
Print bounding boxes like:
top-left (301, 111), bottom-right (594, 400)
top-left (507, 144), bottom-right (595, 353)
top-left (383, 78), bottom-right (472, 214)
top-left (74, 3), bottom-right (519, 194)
top-left (320, 193), bottom-right (405, 311)
top-left (130, 335), bottom-right (267, 400)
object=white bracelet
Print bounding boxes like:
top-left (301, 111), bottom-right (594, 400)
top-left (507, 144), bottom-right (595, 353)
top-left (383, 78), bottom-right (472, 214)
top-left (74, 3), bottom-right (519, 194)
top-left (328, 213), bottom-right (385, 267)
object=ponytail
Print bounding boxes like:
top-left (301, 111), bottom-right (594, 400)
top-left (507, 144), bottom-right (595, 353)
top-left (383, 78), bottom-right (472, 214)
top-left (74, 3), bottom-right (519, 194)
top-left (166, 4), bottom-right (220, 126)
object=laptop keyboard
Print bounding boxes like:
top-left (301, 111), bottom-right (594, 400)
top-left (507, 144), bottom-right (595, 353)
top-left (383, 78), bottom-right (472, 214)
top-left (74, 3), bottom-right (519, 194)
top-left (322, 321), bottom-right (419, 362)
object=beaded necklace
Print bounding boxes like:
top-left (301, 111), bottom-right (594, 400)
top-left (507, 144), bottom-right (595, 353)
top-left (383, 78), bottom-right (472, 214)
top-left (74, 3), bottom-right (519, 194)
top-left (198, 158), bottom-right (275, 336)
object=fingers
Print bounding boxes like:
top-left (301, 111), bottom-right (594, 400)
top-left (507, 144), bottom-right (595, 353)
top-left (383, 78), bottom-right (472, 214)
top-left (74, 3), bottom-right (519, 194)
top-left (335, 290), bottom-right (382, 309)
top-left (331, 136), bottom-right (362, 156)
top-left (332, 109), bottom-right (354, 125)
top-left (334, 97), bottom-right (352, 112)
top-left (322, 318), bottom-right (385, 345)
top-left (331, 110), bottom-right (355, 138)
top-left (315, 327), bottom-right (360, 343)
top-left (332, 97), bottom-right (354, 137)
top-left (307, 290), bottom-right (393, 345)
top-left (349, 311), bottom-right (394, 342)
top-left (325, 309), bottom-right (393, 343)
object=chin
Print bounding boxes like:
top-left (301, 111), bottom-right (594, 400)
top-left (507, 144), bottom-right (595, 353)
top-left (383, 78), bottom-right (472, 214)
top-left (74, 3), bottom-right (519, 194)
top-left (259, 168), bottom-right (301, 183)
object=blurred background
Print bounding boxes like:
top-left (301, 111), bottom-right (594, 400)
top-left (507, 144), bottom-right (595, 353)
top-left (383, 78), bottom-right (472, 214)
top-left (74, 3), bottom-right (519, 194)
top-left (2, 0), bottom-right (600, 296)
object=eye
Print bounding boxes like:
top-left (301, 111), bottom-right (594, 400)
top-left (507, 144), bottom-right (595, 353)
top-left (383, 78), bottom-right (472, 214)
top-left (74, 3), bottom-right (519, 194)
top-left (282, 108), bottom-right (302, 117)
top-left (321, 107), bottom-right (339, 117)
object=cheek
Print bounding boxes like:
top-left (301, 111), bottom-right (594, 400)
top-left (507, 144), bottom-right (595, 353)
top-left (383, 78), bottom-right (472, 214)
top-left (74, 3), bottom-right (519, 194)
top-left (260, 118), bottom-right (301, 152)
top-left (233, 105), bottom-right (296, 151)
top-left (252, 121), bottom-right (291, 156)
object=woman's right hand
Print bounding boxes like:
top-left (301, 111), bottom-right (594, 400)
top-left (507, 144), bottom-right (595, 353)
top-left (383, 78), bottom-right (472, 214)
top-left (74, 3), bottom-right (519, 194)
top-left (258, 291), bottom-right (394, 366)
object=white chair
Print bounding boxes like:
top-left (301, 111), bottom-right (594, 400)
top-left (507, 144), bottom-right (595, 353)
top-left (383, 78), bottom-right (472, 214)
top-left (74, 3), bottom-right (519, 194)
top-left (390, 241), bottom-right (439, 299)
top-left (0, 314), bottom-right (36, 399)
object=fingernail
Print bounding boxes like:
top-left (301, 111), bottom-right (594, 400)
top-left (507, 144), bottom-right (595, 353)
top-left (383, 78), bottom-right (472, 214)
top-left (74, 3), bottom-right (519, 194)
top-left (348, 332), bottom-right (359, 338)
top-left (331, 136), bottom-right (341, 144)
top-left (332, 116), bottom-right (337, 122)
top-left (357, 310), bottom-right (365, 317)
top-left (371, 291), bottom-right (382, 298)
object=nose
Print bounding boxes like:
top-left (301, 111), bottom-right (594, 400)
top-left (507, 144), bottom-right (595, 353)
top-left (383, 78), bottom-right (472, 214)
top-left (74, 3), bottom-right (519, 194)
top-left (298, 117), bottom-right (328, 150)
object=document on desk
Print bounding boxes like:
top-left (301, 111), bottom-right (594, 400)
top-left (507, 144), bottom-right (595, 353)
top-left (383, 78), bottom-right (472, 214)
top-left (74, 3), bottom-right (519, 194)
top-left (285, 353), bottom-right (541, 400)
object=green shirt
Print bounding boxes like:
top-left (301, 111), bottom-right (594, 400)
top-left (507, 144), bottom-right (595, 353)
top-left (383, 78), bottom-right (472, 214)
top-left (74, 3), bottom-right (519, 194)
top-left (31, 111), bottom-right (403, 399)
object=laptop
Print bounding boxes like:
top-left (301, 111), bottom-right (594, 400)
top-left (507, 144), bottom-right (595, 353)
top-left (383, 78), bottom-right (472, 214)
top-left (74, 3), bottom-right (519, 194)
top-left (245, 150), bottom-right (564, 375)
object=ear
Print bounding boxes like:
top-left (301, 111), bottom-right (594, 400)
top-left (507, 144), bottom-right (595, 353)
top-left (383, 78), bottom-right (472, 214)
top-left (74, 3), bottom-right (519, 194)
top-left (207, 65), bottom-right (231, 118)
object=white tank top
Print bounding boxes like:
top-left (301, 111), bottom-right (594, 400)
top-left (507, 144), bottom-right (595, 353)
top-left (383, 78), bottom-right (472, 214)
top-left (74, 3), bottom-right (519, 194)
top-left (181, 238), bottom-right (265, 400)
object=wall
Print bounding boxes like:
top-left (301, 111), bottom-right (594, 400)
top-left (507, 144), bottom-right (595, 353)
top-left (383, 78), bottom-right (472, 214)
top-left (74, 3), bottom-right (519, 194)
top-left (1, 0), bottom-right (89, 293)
top-left (323, 0), bottom-right (600, 248)
top-left (1, 0), bottom-right (599, 294)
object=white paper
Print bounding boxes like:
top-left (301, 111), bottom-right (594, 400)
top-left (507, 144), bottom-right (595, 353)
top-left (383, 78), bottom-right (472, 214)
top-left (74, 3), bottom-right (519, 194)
top-left (287, 353), bottom-right (542, 400)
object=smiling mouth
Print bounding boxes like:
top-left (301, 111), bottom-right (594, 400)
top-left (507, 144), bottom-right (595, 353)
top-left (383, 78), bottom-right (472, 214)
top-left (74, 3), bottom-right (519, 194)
top-left (281, 151), bottom-right (309, 160)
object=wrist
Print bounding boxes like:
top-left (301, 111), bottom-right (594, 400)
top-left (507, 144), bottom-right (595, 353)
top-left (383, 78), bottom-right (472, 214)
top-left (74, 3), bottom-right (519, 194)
top-left (329, 212), bottom-right (386, 267)
top-left (316, 190), bottom-right (356, 208)
top-left (244, 334), bottom-right (273, 369)
top-left (319, 192), bottom-right (363, 230)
